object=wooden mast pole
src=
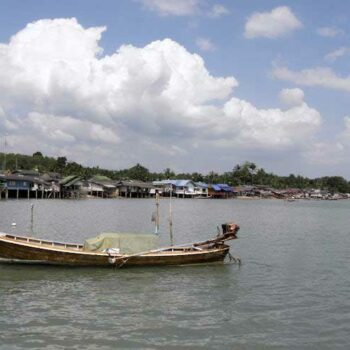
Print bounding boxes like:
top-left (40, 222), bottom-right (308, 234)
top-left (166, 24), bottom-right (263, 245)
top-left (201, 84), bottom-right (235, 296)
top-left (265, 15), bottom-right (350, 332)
top-left (169, 187), bottom-right (174, 246)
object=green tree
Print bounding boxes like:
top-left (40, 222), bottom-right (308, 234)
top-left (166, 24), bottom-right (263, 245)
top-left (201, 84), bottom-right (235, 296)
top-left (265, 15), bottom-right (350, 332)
top-left (33, 151), bottom-right (43, 158)
top-left (128, 163), bottom-right (150, 181)
top-left (163, 168), bottom-right (175, 179)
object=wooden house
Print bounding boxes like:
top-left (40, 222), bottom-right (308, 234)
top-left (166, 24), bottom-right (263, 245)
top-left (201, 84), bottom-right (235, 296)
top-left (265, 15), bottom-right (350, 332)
top-left (60, 175), bottom-right (84, 198)
top-left (115, 181), bottom-right (155, 198)
top-left (153, 180), bottom-right (210, 198)
top-left (208, 184), bottom-right (234, 199)
top-left (194, 182), bottom-right (209, 197)
top-left (0, 173), bottom-right (54, 199)
top-left (152, 180), bottom-right (195, 198)
top-left (83, 176), bottom-right (117, 198)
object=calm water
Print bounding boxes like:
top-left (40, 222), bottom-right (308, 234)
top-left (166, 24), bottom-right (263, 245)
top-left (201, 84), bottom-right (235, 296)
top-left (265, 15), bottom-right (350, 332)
top-left (0, 198), bottom-right (349, 349)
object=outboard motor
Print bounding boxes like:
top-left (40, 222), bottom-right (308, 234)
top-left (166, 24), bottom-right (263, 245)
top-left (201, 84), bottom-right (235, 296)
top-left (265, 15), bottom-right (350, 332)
top-left (221, 223), bottom-right (239, 238)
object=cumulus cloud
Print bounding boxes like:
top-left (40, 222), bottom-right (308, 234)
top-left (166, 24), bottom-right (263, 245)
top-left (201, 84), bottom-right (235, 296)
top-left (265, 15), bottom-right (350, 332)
top-left (273, 66), bottom-right (350, 92)
top-left (0, 18), bottom-right (324, 170)
top-left (195, 37), bottom-right (216, 51)
top-left (26, 112), bottom-right (120, 145)
top-left (279, 88), bottom-right (305, 107)
top-left (317, 26), bottom-right (343, 38)
top-left (138, 0), bottom-right (199, 16)
top-left (245, 6), bottom-right (302, 39)
top-left (325, 47), bottom-right (350, 62)
top-left (220, 97), bottom-right (321, 149)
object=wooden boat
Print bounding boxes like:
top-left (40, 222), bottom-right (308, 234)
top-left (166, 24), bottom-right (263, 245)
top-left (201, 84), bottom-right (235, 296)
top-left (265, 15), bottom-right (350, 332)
top-left (0, 223), bottom-right (239, 267)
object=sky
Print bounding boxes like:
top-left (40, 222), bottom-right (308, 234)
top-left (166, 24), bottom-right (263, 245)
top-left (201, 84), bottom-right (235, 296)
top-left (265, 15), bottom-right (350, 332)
top-left (0, 0), bottom-right (349, 178)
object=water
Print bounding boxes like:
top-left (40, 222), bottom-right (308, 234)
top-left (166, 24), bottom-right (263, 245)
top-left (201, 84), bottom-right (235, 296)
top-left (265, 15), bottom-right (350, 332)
top-left (0, 198), bottom-right (349, 349)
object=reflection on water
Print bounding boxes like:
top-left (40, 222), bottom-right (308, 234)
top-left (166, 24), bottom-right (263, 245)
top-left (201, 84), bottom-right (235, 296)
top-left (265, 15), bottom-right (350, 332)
top-left (1, 198), bottom-right (349, 349)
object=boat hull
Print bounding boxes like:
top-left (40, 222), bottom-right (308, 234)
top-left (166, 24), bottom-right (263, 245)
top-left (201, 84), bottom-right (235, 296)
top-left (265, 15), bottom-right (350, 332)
top-left (0, 236), bottom-right (229, 267)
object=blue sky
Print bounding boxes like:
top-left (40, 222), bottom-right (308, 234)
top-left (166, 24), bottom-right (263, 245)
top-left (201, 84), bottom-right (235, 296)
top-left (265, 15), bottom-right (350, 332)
top-left (0, 0), bottom-right (349, 177)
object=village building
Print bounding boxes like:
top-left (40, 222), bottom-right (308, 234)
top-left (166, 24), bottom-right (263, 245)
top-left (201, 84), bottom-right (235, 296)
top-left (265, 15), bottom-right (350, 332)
top-left (115, 180), bottom-right (154, 198)
top-left (208, 184), bottom-right (235, 198)
top-left (82, 176), bottom-right (117, 198)
top-left (0, 173), bottom-right (56, 199)
top-left (153, 180), bottom-right (209, 198)
top-left (60, 175), bottom-right (84, 199)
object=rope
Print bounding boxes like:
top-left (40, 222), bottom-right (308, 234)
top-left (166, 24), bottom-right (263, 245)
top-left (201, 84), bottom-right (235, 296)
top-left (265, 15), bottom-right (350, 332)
top-left (228, 252), bottom-right (241, 265)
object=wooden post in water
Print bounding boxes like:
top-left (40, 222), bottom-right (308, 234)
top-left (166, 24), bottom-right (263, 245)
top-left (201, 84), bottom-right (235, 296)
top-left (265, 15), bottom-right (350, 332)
top-left (155, 192), bottom-right (160, 235)
top-left (30, 203), bottom-right (34, 233)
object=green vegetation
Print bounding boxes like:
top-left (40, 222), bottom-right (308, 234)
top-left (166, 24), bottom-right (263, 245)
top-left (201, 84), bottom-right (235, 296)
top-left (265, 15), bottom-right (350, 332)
top-left (1, 153), bottom-right (350, 193)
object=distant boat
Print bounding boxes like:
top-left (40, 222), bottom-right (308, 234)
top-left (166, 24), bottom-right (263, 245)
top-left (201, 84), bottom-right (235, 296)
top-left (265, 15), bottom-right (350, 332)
top-left (0, 223), bottom-right (239, 267)
top-left (194, 195), bottom-right (212, 199)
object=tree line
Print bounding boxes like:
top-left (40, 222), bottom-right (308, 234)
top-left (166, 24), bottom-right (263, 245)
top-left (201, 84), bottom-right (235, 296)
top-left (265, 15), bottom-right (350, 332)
top-left (1, 152), bottom-right (350, 193)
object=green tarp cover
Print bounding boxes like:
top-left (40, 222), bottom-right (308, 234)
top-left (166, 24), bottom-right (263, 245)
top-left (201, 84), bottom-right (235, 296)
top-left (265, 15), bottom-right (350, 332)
top-left (83, 233), bottom-right (159, 254)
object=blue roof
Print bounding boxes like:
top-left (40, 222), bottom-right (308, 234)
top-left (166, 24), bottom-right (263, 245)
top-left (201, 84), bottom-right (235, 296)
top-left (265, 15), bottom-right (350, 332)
top-left (211, 184), bottom-right (233, 192)
top-left (217, 184), bottom-right (233, 192)
top-left (153, 179), bottom-right (195, 187)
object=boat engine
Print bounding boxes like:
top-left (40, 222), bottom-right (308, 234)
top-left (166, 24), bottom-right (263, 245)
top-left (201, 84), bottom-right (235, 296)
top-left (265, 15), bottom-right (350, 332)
top-left (221, 223), bottom-right (239, 238)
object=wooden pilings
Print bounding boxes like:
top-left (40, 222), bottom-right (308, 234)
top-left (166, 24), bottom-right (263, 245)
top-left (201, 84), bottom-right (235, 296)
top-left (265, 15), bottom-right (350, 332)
top-left (0, 189), bottom-right (61, 200)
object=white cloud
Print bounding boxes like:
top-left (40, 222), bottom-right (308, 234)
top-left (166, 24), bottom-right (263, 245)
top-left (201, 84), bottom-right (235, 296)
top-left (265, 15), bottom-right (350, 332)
top-left (138, 0), bottom-right (199, 16)
top-left (195, 37), bottom-right (216, 51)
top-left (273, 66), bottom-right (350, 92)
top-left (279, 88), bottom-right (305, 107)
top-left (317, 26), bottom-right (343, 38)
top-left (0, 18), bottom-right (324, 170)
top-left (208, 4), bottom-right (230, 18)
top-left (245, 6), bottom-right (302, 39)
top-left (325, 47), bottom-right (350, 62)
top-left (221, 97), bottom-right (321, 149)
top-left (23, 112), bottom-right (120, 145)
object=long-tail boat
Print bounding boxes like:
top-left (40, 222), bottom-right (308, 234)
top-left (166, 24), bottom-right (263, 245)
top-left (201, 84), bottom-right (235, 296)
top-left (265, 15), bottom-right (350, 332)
top-left (0, 223), bottom-right (239, 267)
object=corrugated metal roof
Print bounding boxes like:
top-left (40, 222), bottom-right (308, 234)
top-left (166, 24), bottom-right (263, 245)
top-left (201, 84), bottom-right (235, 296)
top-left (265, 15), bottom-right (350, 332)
top-left (175, 180), bottom-right (193, 187)
top-left (153, 180), bottom-right (195, 187)
top-left (212, 184), bottom-right (221, 191)
top-left (63, 178), bottom-right (83, 187)
top-left (60, 175), bottom-right (78, 185)
top-left (116, 181), bottom-right (154, 189)
top-left (217, 184), bottom-right (233, 192)
top-left (0, 174), bottom-right (50, 185)
top-left (195, 182), bottom-right (208, 188)
top-left (91, 175), bottom-right (112, 182)
top-left (153, 180), bottom-right (177, 186)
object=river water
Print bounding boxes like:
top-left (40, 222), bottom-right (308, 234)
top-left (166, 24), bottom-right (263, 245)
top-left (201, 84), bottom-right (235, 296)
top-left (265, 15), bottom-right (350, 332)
top-left (0, 198), bottom-right (349, 349)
